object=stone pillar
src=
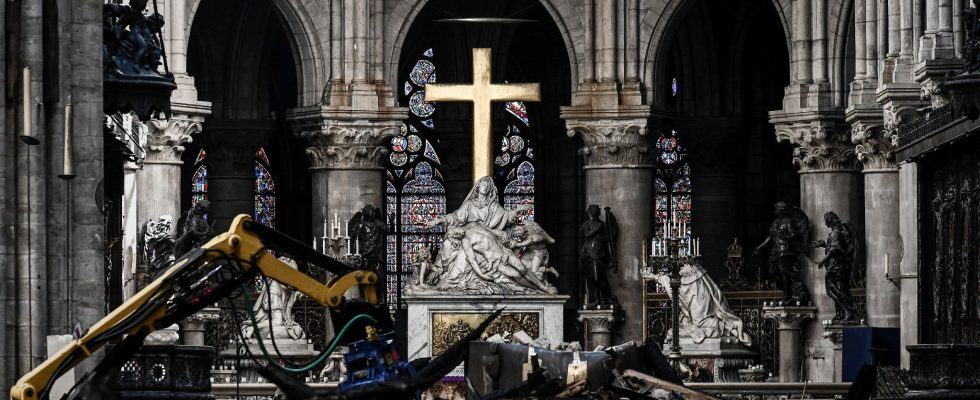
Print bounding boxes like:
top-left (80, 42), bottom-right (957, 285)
top-left (202, 125), bottom-right (268, 232)
top-left (770, 114), bottom-right (863, 382)
top-left (898, 161), bottom-right (918, 368)
top-left (852, 123), bottom-right (901, 328)
top-left (140, 113), bottom-right (204, 226)
top-left (289, 110), bottom-right (404, 240)
top-left (578, 309), bottom-right (616, 350)
top-left (821, 322), bottom-right (848, 382)
top-left (763, 305), bottom-right (816, 382)
top-left (564, 116), bottom-right (651, 343)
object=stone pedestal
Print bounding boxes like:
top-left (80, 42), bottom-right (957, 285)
top-left (577, 309), bottom-right (616, 350)
top-left (763, 305), bottom-right (816, 382)
top-left (180, 307), bottom-right (221, 346)
top-left (404, 294), bottom-right (568, 363)
top-left (821, 322), bottom-right (860, 382)
top-left (906, 344), bottom-right (980, 399)
top-left (665, 337), bottom-right (756, 382)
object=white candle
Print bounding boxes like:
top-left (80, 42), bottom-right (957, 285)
top-left (312, 237), bottom-right (317, 251)
top-left (885, 253), bottom-right (890, 271)
top-left (334, 212), bottom-right (340, 236)
top-left (23, 67), bottom-right (31, 138)
top-left (322, 218), bottom-right (328, 237)
top-left (355, 238), bottom-right (359, 255)
top-left (62, 100), bottom-right (74, 177)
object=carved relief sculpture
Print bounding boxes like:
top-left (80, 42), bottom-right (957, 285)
top-left (753, 202), bottom-right (811, 305)
top-left (811, 212), bottom-right (860, 323)
top-left (408, 176), bottom-right (558, 295)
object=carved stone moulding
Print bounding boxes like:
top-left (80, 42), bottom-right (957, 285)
top-left (906, 344), bottom-right (980, 398)
top-left (771, 110), bottom-right (861, 172)
top-left (287, 105), bottom-right (407, 170)
top-left (761, 305), bottom-right (817, 330)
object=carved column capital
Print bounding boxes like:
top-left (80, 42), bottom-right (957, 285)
top-left (851, 121), bottom-right (897, 171)
top-left (144, 113), bottom-right (205, 164)
top-left (565, 118), bottom-right (650, 168)
top-left (773, 118), bottom-right (860, 172)
top-left (288, 106), bottom-right (406, 170)
top-left (762, 306), bottom-right (817, 330)
top-left (577, 309), bottom-right (617, 333)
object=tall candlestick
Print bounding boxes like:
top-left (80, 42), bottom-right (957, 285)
top-left (322, 218), bottom-right (328, 238)
top-left (21, 67), bottom-right (38, 145)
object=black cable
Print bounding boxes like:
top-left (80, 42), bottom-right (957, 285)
top-left (262, 274), bottom-right (308, 368)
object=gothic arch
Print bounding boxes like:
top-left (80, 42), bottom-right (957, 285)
top-left (642, 0), bottom-right (792, 105)
top-left (384, 0), bottom-right (582, 90)
top-left (186, 0), bottom-right (326, 107)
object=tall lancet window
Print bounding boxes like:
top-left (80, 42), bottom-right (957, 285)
top-left (386, 48), bottom-right (447, 308)
top-left (191, 149), bottom-right (209, 220)
top-left (496, 101), bottom-right (535, 221)
top-left (254, 147), bottom-right (276, 227)
top-left (653, 131), bottom-right (692, 238)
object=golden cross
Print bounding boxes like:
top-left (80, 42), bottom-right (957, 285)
top-left (424, 48), bottom-right (540, 182)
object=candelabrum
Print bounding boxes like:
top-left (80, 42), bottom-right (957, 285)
top-left (646, 234), bottom-right (701, 371)
top-left (314, 215), bottom-right (349, 258)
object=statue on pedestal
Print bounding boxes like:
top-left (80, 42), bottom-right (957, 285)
top-left (580, 205), bottom-right (617, 308)
top-left (410, 176), bottom-right (557, 295)
top-left (811, 211), bottom-right (860, 323)
top-left (349, 204), bottom-right (387, 271)
top-left (175, 200), bottom-right (214, 257)
top-left (753, 202), bottom-right (810, 305)
top-left (242, 257), bottom-right (305, 340)
top-left (643, 263), bottom-right (753, 345)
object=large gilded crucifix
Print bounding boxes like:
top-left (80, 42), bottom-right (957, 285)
top-left (424, 48), bottom-right (540, 182)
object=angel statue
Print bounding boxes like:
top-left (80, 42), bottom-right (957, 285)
top-left (242, 257), bottom-right (305, 340)
top-left (138, 215), bottom-right (176, 282)
top-left (349, 204), bottom-right (387, 272)
top-left (580, 205), bottom-right (618, 308)
top-left (753, 201), bottom-right (810, 305)
top-left (811, 211), bottom-right (861, 323)
top-left (506, 220), bottom-right (559, 283)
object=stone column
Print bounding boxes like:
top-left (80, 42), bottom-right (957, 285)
top-left (139, 113), bottom-right (204, 226)
top-left (770, 115), bottom-right (863, 382)
top-left (763, 305), bottom-right (817, 382)
top-left (565, 116), bottom-right (651, 343)
top-left (289, 109), bottom-right (404, 240)
top-left (578, 309), bottom-right (617, 350)
top-left (853, 124), bottom-right (901, 328)
top-left (180, 307), bottom-right (222, 346)
top-left (202, 125), bottom-right (268, 232)
top-left (898, 161), bottom-right (918, 368)
top-left (822, 322), bottom-right (847, 382)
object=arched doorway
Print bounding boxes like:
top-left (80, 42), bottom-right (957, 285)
top-left (651, 0), bottom-right (797, 279)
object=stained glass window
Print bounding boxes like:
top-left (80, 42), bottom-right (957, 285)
top-left (386, 48), bottom-right (447, 309)
top-left (497, 101), bottom-right (535, 221)
top-left (191, 149), bottom-right (209, 220)
top-left (654, 130), bottom-right (692, 238)
top-left (671, 78), bottom-right (679, 97)
top-left (254, 148), bottom-right (276, 227)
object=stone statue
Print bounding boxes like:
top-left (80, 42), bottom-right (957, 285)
top-left (138, 215), bottom-right (176, 280)
top-left (643, 263), bottom-right (753, 345)
top-left (580, 205), bottom-right (618, 308)
top-left (174, 200), bottom-right (214, 257)
top-left (103, 0), bottom-right (166, 76)
top-left (811, 211), bottom-right (860, 323)
top-left (410, 247), bottom-right (442, 287)
top-left (753, 202), bottom-right (810, 305)
top-left (349, 204), bottom-right (387, 271)
top-left (242, 257), bottom-right (305, 340)
top-left (505, 221), bottom-right (559, 283)
top-left (411, 176), bottom-right (556, 295)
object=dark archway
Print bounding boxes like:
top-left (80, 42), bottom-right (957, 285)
top-left (183, 0), bottom-right (310, 241)
top-left (653, 0), bottom-right (797, 278)
top-left (393, 0), bottom-right (581, 335)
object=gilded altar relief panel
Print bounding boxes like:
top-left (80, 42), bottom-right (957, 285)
top-left (430, 312), bottom-right (540, 355)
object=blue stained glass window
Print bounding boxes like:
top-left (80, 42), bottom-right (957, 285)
top-left (496, 102), bottom-right (536, 222)
top-left (254, 148), bottom-right (276, 227)
top-left (386, 48), bottom-right (446, 310)
top-left (653, 130), bottom-right (692, 238)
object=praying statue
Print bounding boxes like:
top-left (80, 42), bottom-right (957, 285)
top-left (753, 201), bottom-right (810, 305)
top-left (643, 263), bottom-right (753, 346)
top-left (580, 205), bottom-right (618, 308)
top-left (242, 257), bottom-right (305, 340)
top-left (811, 211), bottom-right (861, 323)
top-left (411, 176), bottom-right (558, 295)
top-left (174, 200), bottom-right (214, 257)
top-left (349, 204), bottom-right (387, 271)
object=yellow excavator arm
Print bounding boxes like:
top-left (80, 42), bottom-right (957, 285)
top-left (10, 214), bottom-right (378, 400)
